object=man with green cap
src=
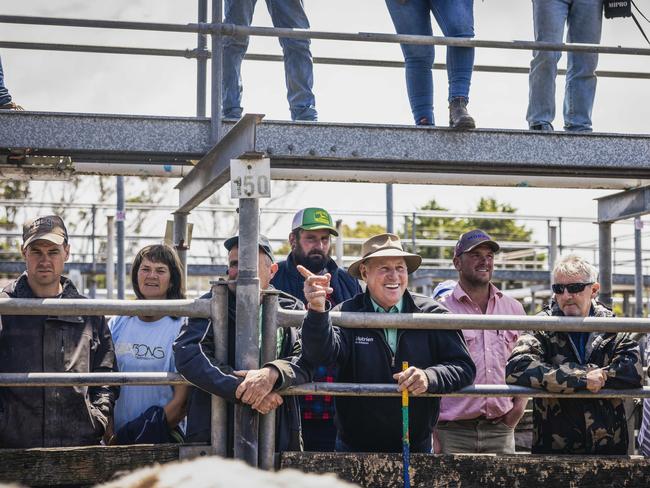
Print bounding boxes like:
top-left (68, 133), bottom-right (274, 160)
top-left (271, 207), bottom-right (361, 451)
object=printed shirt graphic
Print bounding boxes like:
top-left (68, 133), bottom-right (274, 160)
top-left (109, 315), bottom-right (185, 432)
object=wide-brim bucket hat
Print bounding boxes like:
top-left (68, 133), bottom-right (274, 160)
top-left (348, 233), bottom-right (422, 279)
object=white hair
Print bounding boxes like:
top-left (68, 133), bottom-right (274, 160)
top-left (552, 254), bottom-right (598, 283)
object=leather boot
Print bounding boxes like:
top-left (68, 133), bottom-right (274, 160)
top-left (449, 97), bottom-right (475, 129)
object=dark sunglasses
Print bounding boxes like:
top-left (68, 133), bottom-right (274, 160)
top-left (551, 282), bottom-right (593, 294)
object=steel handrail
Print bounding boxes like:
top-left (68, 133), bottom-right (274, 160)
top-left (0, 298), bottom-right (210, 317)
top-left (277, 309), bottom-right (650, 333)
top-left (2, 298), bottom-right (650, 333)
top-left (1, 373), bottom-right (647, 399)
top-left (1, 15), bottom-right (649, 56)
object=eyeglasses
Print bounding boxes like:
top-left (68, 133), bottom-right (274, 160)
top-left (551, 282), bottom-right (593, 294)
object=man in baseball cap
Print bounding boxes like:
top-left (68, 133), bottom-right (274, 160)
top-left (435, 229), bottom-right (526, 455)
top-left (0, 215), bottom-right (118, 448)
top-left (174, 233), bottom-right (308, 451)
top-left (453, 228), bottom-right (499, 257)
top-left (22, 215), bottom-right (69, 249)
top-left (271, 207), bottom-right (361, 451)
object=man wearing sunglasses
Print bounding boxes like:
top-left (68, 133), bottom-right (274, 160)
top-left (506, 254), bottom-right (642, 454)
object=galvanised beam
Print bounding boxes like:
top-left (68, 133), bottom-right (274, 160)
top-left (3, 113), bottom-right (650, 188)
top-left (255, 121), bottom-right (650, 182)
top-left (0, 261), bottom-right (226, 276)
top-left (175, 114), bottom-right (262, 213)
top-left (411, 268), bottom-right (650, 287)
top-left (597, 186), bottom-right (650, 223)
top-left (0, 111), bottom-right (209, 162)
top-left (0, 262), bottom-right (644, 285)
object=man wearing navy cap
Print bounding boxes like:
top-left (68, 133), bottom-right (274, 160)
top-left (174, 234), bottom-right (309, 452)
top-left (435, 229), bottom-right (527, 454)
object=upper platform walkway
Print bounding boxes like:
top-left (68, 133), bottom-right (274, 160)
top-left (2, 110), bottom-right (650, 190)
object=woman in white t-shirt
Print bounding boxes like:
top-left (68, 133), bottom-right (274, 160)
top-left (107, 244), bottom-right (189, 444)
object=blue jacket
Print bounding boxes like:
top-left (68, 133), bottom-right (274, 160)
top-left (271, 253), bottom-right (361, 307)
top-left (173, 288), bottom-right (309, 452)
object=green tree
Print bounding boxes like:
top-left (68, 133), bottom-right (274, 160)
top-left (0, 181), bottom-right (30, 264)
top-left (409, 197), bottom-right (534, 261)
top-left (340, 221), bottom-right (386, 256)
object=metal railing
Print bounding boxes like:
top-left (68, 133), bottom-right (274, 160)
top-left (1, 294), bottom-right (649, 466)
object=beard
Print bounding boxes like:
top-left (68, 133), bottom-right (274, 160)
top-left (293, 246), bottom-right (329, 274)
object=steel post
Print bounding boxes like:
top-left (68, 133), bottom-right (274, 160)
top-left (210, 0), bottom-right (223, 143)
top-left (210, 280), bottom-right (229, 456)
top-left (599, 222), bottom-right (613, 308)
top-left (548, 222), bottom-right (558, 284)
top-left (635, 218), bottom-right (644, 317)
top-left (173, 212), bottom-right (189, 285)
top-left (335, 219), bottom-right (344, 267)
top-left (89, 205), bottom-right (97, 298)
top-left (116, 176), bottom-right (126, 299)
top-left (386, 184), bottom-right (394, 234)
top-left (411, 212), bottom-right (417, 253)
top-left (259, 292), bottom-right (279, 470)
top-left (197, 0), bottom-right (208, 117)
top-left (106, 216), bottom-right (115, 299)
top-left (234, 197), bottom-right (261, 466)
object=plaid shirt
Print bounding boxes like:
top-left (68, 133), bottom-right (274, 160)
top-left (300, 364), bottom-right (336, 420)
top-left (300, 290), bottom-right (337, 421)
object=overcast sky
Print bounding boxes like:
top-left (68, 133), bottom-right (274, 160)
top-left (2, 1), bottom-right (650, 266)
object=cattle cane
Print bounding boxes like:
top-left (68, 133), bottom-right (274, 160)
top-left (402, 361), bottom-right (411, 488)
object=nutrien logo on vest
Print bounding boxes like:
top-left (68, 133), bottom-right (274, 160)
top-left (355, 336), bottom-right (374, 345)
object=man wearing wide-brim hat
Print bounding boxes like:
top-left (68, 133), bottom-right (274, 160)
top-left (296, 233), bottom-right (476, 453)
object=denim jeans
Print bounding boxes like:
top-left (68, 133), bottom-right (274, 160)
top-left (385, 0), bottom-right (475, 124)
top-left (223, 0), bottom-right (317, 121)
top-left (0, 56), bottom-right (12, 106)
top-left (527, 0), bottom-right (603, 131)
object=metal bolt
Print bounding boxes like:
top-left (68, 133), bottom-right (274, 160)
top-left (352, 150), bottom-right (359, 157)
top-left (309, 149), bottom-right (316, 156)
top-left (330, 146), bottom-right (337, 152)
top-left (247, 165), bottom-right (252, 170)
top-left (288, 144), bottom-right (295, 152)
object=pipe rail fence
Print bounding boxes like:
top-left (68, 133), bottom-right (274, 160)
top-left (2, 294), bottom-right (650, 466)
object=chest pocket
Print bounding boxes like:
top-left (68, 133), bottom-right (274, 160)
top-left (499, 330), bottom-right (519, 362)
top-left (58, 318), bottom-right (95, 372)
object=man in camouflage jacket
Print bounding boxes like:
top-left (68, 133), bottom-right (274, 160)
top-left (506, 254), bottom-right (642, 454)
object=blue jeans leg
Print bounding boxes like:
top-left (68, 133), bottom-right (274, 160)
top-left (266, 0), bottom-right (317, 121)
top-left (385, 0), bottom-right (436, 124)
top-left (0, 55), bottom-right (12, 106)
top-left (527, 0), bottom-right (568, 129)
top-left (431, 0), bottom-right (475, 102)
top-left (564, 0), bottom-right (602, 131)
top-left (385, 0), bottom-right (475, 124)
top-left (222, 0), bottom-right (257, 119)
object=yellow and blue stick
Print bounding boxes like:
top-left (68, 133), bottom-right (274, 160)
top-left (402, 361), bottom-right (411, 488)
